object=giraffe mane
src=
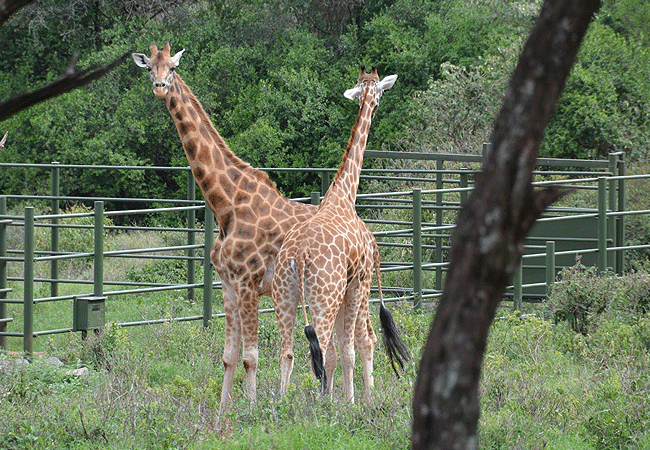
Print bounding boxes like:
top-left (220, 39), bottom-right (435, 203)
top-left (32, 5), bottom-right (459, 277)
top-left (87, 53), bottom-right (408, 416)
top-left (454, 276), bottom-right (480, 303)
top-left (331, 88), bottom-right (370, 187)
top-left (175, 74), bottom-right (280, 192)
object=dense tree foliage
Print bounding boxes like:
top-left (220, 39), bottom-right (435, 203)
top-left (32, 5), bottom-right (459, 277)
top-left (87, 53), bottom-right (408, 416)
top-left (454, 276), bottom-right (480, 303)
top-left (0, 0), bottom-right (648, 202)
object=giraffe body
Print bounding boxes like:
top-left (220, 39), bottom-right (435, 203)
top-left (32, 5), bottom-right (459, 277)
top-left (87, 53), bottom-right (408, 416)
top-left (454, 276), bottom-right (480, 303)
top-left (133, 43), bottom-right (319, 415)
top-left (272, 67), bottom-right (408, 401)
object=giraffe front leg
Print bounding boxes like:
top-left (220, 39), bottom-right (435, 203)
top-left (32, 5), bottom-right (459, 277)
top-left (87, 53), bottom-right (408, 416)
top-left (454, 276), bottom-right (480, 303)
top-left (219, 283), bottom-right (241, 415)
top-left (240, 289), bottom-right (260, 403)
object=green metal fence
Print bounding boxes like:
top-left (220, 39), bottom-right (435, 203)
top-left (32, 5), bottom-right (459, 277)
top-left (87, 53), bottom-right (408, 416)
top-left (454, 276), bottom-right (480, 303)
top-left (1, 150), bottom-right (644, 353)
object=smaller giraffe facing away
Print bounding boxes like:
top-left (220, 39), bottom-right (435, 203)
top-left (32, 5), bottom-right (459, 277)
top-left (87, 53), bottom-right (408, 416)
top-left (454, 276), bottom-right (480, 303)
top-left (272, 67), bottom-right (410, 401)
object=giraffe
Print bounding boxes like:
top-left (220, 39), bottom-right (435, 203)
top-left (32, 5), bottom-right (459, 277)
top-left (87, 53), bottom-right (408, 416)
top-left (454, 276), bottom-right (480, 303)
top-left (132, 43), bottom-right (318, 416)
top-left (131, 44), bottom-right (397, 415)
top-left (272, 67), bottom-right (410, 402)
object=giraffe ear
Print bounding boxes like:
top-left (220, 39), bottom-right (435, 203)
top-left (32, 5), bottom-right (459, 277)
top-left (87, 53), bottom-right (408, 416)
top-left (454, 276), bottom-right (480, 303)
top-left (344, 86), bottom-right (363, 100)
top-left (378, 74), bottom-right (398, 92)
top-left (132, 53), bottom-right (150, 68)
top-left (171, 49), bottom-right (185, 67)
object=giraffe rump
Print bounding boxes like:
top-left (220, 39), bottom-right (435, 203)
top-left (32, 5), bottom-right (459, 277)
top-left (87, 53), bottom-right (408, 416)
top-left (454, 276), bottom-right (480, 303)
top-left (379, 304), bottom-right (411, 377)
top-left (304, 324), bottom-right (327, 394)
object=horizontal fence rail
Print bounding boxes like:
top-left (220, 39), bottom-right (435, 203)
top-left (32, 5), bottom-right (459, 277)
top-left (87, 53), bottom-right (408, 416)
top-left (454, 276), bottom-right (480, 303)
top-left (0, 149), bottom-right (638, 353)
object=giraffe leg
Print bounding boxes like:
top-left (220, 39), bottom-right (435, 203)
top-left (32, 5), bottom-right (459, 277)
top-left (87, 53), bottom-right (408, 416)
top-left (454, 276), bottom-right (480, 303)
top-left (312, 313), bottom-right (335, 398)
top-left (337, 285), bottom-right (359, 404)
top-left (334, 307), bottom-right (347, 399)
top-left (337, 308), bottom-right (357, 403)
top-left (240, 288), bottom-right (259, 403)
top-left (219, 282), bottom-right (241, 415)
top-left (272, 263), bottom-right (299, 396)
top-left (324, 331), bottom-right (336, 392)
top-left (355, 271), bottom-right (376, 400)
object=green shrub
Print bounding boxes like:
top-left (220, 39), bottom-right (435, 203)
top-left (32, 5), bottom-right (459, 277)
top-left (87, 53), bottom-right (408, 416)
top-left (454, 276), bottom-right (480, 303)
top-left (125, 259), bottom-right (188, 285)
top-left (79, 322), bottom-right (130, 370)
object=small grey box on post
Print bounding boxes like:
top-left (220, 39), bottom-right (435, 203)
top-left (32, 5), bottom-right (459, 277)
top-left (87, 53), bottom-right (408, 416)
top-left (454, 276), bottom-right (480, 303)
top-left (73, 296), bottom-right (106, 335)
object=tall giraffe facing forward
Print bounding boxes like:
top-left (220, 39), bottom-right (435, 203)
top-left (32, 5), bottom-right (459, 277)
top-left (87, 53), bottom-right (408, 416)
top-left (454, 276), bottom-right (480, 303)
top-left (272, 67), bottom-right (410, 401)
top-left (132, 43), bottom-right (319, 415)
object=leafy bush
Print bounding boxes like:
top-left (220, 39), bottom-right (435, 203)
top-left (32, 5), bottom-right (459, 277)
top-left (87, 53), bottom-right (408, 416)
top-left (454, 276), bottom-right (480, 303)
top-left (125, 259), bottom-right (188, 286)
top-left (2, 0), bottom-right (649, 202)
top-left (547, 263), bottom-right (650, 334)
top-left (542, 19), bottom-right (650, 160)
top-left (547, 264), bottom-right (618, 334)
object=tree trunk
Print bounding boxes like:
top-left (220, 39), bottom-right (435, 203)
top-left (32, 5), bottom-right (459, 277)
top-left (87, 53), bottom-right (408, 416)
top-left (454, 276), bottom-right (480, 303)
top-left (411, 1), bottom-right (601, 449)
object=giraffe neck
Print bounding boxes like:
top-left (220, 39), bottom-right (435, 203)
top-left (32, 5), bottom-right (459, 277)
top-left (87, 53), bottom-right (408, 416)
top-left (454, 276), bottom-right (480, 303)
top-left (321, 89), bottom-right (375, 207)
top-left (165, 73), bottom-right (281, 217)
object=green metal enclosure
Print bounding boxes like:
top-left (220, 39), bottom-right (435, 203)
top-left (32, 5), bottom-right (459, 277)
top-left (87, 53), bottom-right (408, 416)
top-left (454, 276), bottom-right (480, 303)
top-left (523, 216), bottom-right (601, 298)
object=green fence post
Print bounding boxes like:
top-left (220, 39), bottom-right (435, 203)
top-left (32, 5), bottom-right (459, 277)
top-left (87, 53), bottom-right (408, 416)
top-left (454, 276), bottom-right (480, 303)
top-left (311, 192), bottom-right (320, 206)
top-left (321, 171), bottom-right (330, 196)
top-left (597, 178), bottom-right (607, 274)
top-left (435, 159), bottom-right (443, 292)
top-left (94, 202), bottom-right (104, 299)
top-left (545, 241), bottom-right (556, 298)
top-left (51, 162), bottom-right (60, 298)
top-left (203, 205), bottom-right (214, 328)
top-left (412, 189), bottom-right (422, 311)
top-left (616, 157), bottom-right (626, 275)
top-left (24, 207), bottom-right (34, 355)
top-left (460, 170), bottom-right (469, 207)
top-left (607, 153), bottom-right (618, 271)
top-left (187, 171), bottom-right (196, 302)
top-left (0, 197), bottom-right (7, 349)
top-left (482, 143), bottom-right (492, 161)
top-left (513, 260), bottom-right (522, 311)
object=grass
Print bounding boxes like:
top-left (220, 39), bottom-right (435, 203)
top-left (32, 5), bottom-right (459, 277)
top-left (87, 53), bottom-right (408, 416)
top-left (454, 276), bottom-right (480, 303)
top-left (2, 292), bottom-right (650, 449)
top-left (3, 208), bottom-right (650, 448)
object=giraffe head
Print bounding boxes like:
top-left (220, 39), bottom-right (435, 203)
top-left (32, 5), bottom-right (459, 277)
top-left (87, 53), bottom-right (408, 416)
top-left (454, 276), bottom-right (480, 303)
top-left (343, 66), bottom-right (397, 115)
top-left (132, 42), bottom-right (185, 98)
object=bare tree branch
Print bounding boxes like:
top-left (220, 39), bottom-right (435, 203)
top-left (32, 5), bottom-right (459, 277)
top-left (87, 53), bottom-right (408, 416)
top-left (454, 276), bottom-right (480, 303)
top-left (411, 1), bottom-right (600, 449)
top-left (0, 51), bottom-right (129, 122)
top-left (0, 131), bottom-right (7, 148)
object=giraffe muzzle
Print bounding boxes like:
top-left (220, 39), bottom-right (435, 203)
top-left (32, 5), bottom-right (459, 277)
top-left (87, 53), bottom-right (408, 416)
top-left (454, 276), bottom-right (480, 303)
top-left (153, 83), bottom-right (168, 98)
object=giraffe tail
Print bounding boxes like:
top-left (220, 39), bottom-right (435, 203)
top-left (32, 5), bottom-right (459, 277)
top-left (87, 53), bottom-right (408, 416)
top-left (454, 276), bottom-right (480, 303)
top-left (296, 247), bottom-right (327, 394)
top-left (304, 324), bottom-right (326, 394)
top-left (379, 304), bottom-right (411, 377)
top-left (373, 237), bottom-right (411, 377)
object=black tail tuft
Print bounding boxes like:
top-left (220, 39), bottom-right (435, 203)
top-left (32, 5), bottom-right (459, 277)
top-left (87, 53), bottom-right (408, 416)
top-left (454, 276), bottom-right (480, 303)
top-left (379, 304), bottom-right (411, 377)
top-left (305, 325), bottom-right (328, 394)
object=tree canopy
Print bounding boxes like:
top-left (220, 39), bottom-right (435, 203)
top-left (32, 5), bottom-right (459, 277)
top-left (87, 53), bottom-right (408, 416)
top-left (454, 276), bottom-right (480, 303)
top-left (0, 0), bottom-right (648, 202)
